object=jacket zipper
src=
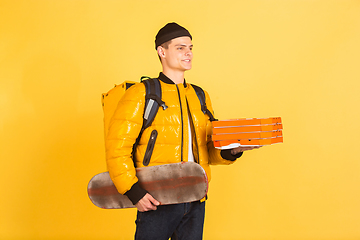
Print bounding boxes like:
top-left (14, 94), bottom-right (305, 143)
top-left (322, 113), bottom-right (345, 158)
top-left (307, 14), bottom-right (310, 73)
top-left (176, 85), bottom-right (184, 162)
top-left (186, 99), bottom-right (199, 163)
top-left (142, 130), bottom-right (158, 166)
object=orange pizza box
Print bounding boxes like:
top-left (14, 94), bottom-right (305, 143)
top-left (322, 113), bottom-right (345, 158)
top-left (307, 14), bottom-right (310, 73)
top-left (212, 130), bottom-right (282, 141)
top-left (212, 117), bottom-right (282, 128)
top-left (212, 117), bottom-right (283, 149)
top-left (212, 123), bottom-right (283, 135)
top-left (213, 136), bottom-right (283, 148)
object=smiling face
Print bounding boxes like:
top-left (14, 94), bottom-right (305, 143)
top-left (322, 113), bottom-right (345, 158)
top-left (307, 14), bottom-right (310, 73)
top-left (158, 36), bottom-right (193, 73)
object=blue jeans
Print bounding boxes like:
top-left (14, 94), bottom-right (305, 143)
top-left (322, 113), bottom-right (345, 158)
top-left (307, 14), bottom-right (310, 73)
top-left (135, 201), bottom-right (205, 240)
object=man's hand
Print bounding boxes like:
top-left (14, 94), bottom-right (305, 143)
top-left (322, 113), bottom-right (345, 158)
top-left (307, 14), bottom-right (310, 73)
top-left (231, 145), bottom-right (262, 155)
top-left (135, 193), bottom-right (160, 212)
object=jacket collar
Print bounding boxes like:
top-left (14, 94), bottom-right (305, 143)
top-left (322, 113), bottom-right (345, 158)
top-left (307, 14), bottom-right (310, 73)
top-left (158, 72), bottom-right (187, 88)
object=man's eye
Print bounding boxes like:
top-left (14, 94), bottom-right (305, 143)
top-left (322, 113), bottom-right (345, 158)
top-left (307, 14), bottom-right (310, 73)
top-left (178, 47), bottom-right (183, 50)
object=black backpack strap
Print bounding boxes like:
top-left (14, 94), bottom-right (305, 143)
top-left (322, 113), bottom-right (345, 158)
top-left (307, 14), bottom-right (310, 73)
top-left (142, 78), bottom-right (168, 129)
top-left (191, 84), bottom-right (217, 122)
top-left (132, 78), bottom-right (167, 166)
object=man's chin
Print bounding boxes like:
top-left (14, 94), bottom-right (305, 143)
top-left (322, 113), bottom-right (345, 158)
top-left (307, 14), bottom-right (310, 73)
top-left (182, 65), bottom-right (192, 71)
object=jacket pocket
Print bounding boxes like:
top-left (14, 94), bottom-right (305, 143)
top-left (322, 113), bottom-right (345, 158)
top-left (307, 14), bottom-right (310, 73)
top-left (143, 130), bottom-right (158, 166)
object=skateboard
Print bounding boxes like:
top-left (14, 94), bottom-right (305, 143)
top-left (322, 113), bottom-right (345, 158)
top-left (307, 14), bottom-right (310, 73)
top-left (88, 162), bottom-right (208, 209)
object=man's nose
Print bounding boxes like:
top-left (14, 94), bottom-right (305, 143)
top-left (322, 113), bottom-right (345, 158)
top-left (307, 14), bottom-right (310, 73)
top-left (185, 49), bottom-right (192, 56)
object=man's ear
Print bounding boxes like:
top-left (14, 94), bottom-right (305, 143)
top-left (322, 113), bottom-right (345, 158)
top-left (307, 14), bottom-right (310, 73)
top-left (157, 46), bottom-right (165, 58)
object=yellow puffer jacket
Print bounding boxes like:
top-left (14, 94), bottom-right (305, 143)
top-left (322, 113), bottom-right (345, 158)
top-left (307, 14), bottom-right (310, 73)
top-left (105, 77), bottom-right (236, 195)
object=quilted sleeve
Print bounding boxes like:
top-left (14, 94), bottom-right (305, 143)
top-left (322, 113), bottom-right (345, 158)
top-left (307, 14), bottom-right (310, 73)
top-left (105, 83), bottom-right (146, 194)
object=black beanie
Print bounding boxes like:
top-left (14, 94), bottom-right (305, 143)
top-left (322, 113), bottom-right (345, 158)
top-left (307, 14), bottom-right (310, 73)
top-left (155, 22), bottom-right (192, 49)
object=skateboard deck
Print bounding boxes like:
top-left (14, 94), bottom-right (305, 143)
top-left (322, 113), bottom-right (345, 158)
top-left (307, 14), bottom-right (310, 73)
top-left (88, 162), bottom-right (208, 209)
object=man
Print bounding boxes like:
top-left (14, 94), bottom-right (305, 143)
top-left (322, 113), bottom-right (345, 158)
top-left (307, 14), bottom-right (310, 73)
top-left (106, 22), bottom-right (259, 240)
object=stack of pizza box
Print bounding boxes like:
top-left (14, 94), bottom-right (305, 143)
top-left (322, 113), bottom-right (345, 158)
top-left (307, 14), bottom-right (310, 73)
top-left (212, 117), bottom-right (283, 149)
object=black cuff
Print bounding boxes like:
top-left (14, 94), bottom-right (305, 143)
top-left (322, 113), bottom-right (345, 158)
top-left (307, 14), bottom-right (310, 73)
top-left (220, 149), bottom-right (243, 161)
top-left (124, 182), bottom-right (148, 205)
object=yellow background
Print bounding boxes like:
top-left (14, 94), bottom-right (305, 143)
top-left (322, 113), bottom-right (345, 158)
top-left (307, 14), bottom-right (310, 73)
top-left (1, 0), bottom-right (360, 239)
